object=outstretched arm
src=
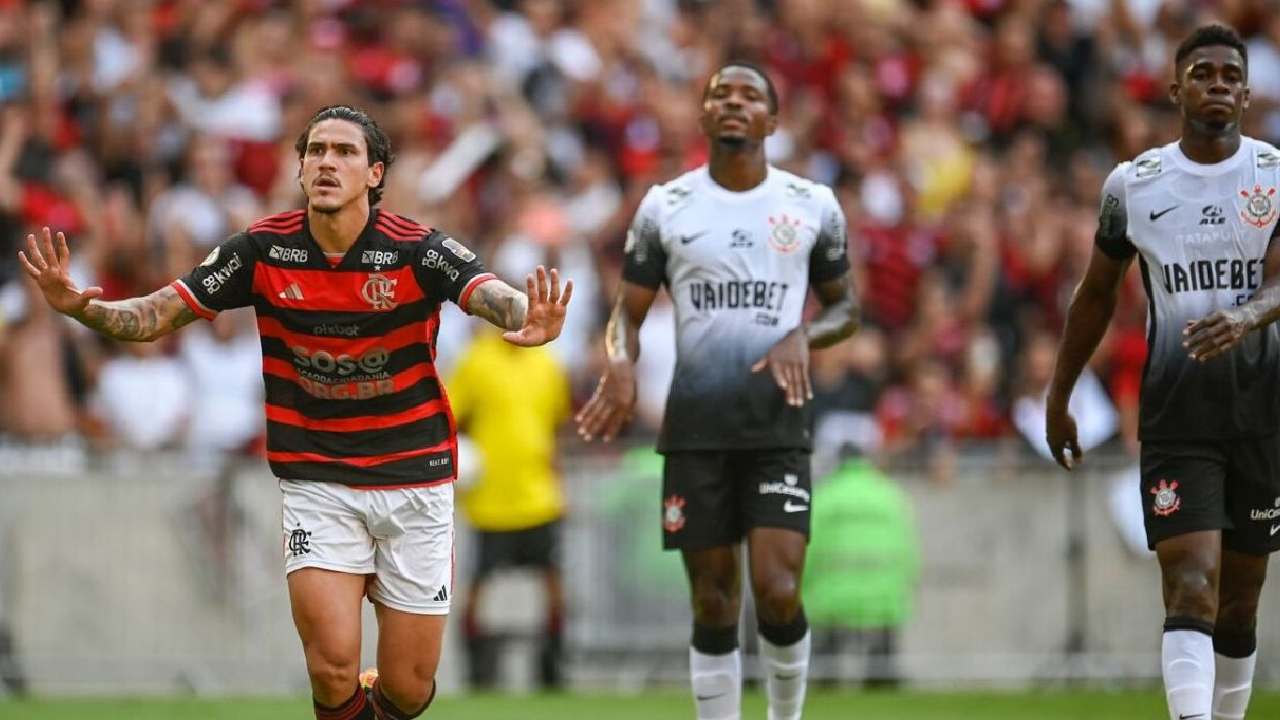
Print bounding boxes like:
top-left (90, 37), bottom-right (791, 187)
top-left (575, 281), bottom-right (657, 441)
top-left (18, 226), bottom-right (198, 342)
top-left (1184, 226), bottom-right (1280, 361)
top-left (466, 265), bottom-right (573, 347)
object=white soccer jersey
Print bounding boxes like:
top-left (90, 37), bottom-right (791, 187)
top-left (623, 165), bottom-right (850, 452)
top-left (1097, 137), bottom-right (1280, 440)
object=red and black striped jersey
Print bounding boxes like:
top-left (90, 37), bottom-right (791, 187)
top-left (171, 208), bottom-right (496, 487)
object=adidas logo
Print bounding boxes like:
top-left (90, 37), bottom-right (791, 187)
top-left (432, 585), bottom-right (449, 603)
top-left (278, 283), bottom-right (304, 301)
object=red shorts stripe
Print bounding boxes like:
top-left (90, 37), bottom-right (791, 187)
top-left (268, 440), bottom-right (451, 468)
top-left (169, 280), bottom-right (217, 321)
top-left (265, 398), bottom-right (445, 432)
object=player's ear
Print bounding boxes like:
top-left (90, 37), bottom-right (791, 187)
top-left (764, 112), bottom-right (778, 137)
top-left (1243, 86), bottom-right (1251, 109)
top-left (367, 161), bottom-right (384, 189)
top-left (1168, 80), bottom-right (1181, 106)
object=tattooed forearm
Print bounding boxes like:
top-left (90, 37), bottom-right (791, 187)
top-left (604, 294), bottom-right (638, 362)
top-left (467, 281), bottom-right (528, 331)
top-left (74, 285), bottom-right (199, 341)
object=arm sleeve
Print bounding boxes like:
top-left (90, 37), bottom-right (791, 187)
top-left (809, 186), bottom-right (852, 284)
top-left (412, 230), bottom-right (495, 308)
top-left (621, 187), bottom-right (667, 289)
top-left (170, 232), bottom-right (258, 320)
top-left (1095, 163), bottom-right (1136, 261)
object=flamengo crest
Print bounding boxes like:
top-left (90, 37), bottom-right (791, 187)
top-left (361, 273), bottom-right (398, 310)
top-left (1239, 185), bottom-right (1278, 228)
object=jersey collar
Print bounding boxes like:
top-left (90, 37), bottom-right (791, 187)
top-left (1168, 139), bottom-right (1249, 177)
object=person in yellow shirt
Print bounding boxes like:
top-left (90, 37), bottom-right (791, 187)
top-left (448, 327), bottom-right (571, 690)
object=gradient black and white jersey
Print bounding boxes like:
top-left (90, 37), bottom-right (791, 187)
top-left (1097, 137), bottom-right (1280, 441)
top-left (623, 165), bottom-right (850, 452)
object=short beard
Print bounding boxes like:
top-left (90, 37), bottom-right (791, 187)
top-left (715, 135), bottom-right (749, 150)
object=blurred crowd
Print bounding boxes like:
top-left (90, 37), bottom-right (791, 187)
top-left (0, 0), bottom-right (1276, 471)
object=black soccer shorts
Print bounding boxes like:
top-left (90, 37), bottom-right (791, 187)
top-left (1140, 434), bottom-right (1280, 554)
top-left (660, 448), bottom-right (811, 551)
top-left (471, 520), bottom-right (561, 580)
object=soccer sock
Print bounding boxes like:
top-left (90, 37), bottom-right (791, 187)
top-left (370, 679), bottom-right (435, 720)
top-left (1213, 629), bottom-right (1257, 720)
top-left (758, 609), bottom-right (811, 720)
top-left (690, 623), bottom-right (741, 720)
top-left (313, 684), bottom-right (373, 720)
top-left (1163, 617), bottom-right (1216, 720)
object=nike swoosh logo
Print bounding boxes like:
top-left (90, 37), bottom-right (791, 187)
top-left (783, 501), bottom-right (808, 513)
top-left (680, 230), bottom-right (709, 245)
top-left (1150, 205), bottom-right (1178, 221)
top-left (695, 692), bottom-right (725, 701)
top-left (1179, 714), bottom-right (1205, 719)
top-left (1271, 524), bottom-right (1280, 536)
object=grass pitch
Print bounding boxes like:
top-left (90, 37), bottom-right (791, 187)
top-left (5, 690), bottom-right (1279, 719)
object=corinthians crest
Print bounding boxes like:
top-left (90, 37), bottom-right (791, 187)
top-left (1150, 479), bottom-right (1181, 517)
top-left (663, 495), bottom-right (686, 533)
top-left (1239, 185), bottom-right (1278, 228)
top-left (767, 213), bottom-right (805, 253)
top-left (361, 273), bottom-right (398, 310)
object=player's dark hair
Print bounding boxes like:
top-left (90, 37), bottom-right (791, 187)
top-left (294, 105), bottom-right (395, 206)
top-left (704, 60), bottom-right (779, 114)
top-left (1175, 23), bottom-right (1248, 75)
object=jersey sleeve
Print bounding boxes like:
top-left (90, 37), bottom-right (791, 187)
top-left (413, 230), bottom-right (495, 308)
top-left (170, 232), bottom-right (258, 320)
top-left (621, 187), bottom-right (667, 289)
top-left (1095, 163), bottom-right (1136, 261)
top-left (809, 187), bottom-right (852, 284)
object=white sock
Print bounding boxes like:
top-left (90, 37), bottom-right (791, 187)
top-left (1164, 630), bottom-right (1215, 720)
top-left (1213, 652), bottom-right (1256, 720)
top-left (690, 646), bottom-right (741, 720)
top-left (759, 630), bottom-right (810, 720)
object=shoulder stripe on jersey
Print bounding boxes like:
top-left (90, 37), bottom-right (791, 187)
top-left (250, 210), bottom-right (305, 233)
top-left (375, 219), bottom-right (425, 242)
top-left (252, 264), bottom-right (424, 312)
top-left (458, 273), bottom-right (497, 311)
top-left (267, 438), bottom-right (451, 468)
top-left (378, 212), bottom-right (428, 235)
top-left (265, 399), bottom-right (445, 433)
top-left (249, 222), bottom-right (304, 236)
top-left (257, 316), bottom-right (429, 355)
top-left (169, 280), bottom-right (217, 321)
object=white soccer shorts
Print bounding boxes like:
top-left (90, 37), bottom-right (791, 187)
top-left (280, 478), bottom-right (454, 615)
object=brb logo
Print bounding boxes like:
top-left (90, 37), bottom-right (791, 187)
top-left (361, 273), bottom-right (398, 310)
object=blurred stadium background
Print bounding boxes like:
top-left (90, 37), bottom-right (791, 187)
top-left (3, 0), bottom-right (1280, 717)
